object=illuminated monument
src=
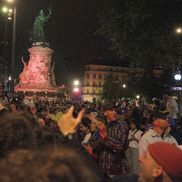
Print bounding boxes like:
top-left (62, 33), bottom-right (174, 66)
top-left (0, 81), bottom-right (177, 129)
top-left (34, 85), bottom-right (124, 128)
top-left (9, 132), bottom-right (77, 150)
top-left (15, 9), bottom-right (57, 97)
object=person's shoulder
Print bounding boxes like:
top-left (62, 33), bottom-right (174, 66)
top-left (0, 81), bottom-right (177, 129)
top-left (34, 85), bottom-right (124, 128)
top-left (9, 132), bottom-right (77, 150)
top-left (142, 128), bottom-right (152, 136)
top-left (140, 129), bottom-right (155, 141)
top-left (136, 130), bottom-right (143, 135)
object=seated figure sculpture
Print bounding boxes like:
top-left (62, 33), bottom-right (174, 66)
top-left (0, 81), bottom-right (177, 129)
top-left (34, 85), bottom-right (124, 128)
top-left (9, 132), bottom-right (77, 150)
top-left (19, 58), bottom-right (30, 86)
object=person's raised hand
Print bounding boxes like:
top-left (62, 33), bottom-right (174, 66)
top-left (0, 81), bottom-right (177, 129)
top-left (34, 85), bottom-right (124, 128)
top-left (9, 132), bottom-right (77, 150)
top-left (58, 106), bottom-right (84, 136)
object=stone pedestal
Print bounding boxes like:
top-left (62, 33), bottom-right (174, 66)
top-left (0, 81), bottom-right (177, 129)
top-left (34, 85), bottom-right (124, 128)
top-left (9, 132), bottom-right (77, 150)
top-left (15, 42), bottom-right (58, 98)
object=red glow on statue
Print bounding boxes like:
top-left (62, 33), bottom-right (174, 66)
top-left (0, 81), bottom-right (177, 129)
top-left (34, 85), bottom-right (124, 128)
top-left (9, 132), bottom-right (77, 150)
top-left (15, 42), bottom-right (57, 94)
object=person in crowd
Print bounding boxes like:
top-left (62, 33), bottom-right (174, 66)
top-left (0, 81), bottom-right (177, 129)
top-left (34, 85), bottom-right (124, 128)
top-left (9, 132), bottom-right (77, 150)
top-left (82, 113), bottom-right (105, 160)
top-left (1, 94), bottom-right (182, 181)
top-left (98, 103), bottom-right (130, 177)
top-left (138, 142), bottom-right (182, 182)
top-left (163, 121), bottom-right (179, 145)
top-left (126, 119), bottom-right (143, 175)
top-left (79, 118), bottom-right (92, 145)
top-left (8, 103), bottom-right (17, 112)
top-left (139, 118), bottom-right (178, 156)
top-left (0, 101), bottom-right (9, 116)
top-left (0, 148), bottom-right (100, 182)
top-left (57, 105), bottom-right (84, 136)
top-left (163, 92), bottom-right (179, 127)
top-left (36, 125), bottom-right (59, 149)
top-left (0, 95), bottom-right (8, 105)
top-left (113, 142), bottom-right (182, 182)
top-left (0, 111), bottom-right (38, 158)
top-left (139, 117), bottom-right (148, 133)
top-left (122, 107), bottom-right (133, 128)
top-left (174, 117), bottom-right (182, 144)
top-left (52, 106), bottom-right (64, 122)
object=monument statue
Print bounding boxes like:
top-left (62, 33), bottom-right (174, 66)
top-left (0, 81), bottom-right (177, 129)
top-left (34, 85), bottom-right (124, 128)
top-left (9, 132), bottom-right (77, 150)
top-left (15, 8), bottom-right (58, 98)
top-left (33, 8), bottom-right (51, 42)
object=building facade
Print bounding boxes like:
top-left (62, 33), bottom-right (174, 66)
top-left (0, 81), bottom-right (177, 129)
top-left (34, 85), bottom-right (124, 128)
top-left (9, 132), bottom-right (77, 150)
top-left (82, 64), bottom-right (145, 102)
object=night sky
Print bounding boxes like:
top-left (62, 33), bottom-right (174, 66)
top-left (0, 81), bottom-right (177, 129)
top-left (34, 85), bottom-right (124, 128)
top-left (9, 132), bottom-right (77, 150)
top-left (0, 0), bottom-right (182, 85)
top-left (0, 0), bottom-right (113, 85)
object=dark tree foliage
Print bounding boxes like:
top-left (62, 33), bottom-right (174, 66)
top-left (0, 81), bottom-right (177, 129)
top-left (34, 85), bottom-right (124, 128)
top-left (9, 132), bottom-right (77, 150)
top-left (127, 68), bottom-right (174, 101)
top-left (97, 0), bottom-right (182, 70)
top-left (101, 74), bottom-right (120, 100)
top-left (97, 0), bottom-right (182, 99)
top-left (101, 74), bottom-right (132, 100)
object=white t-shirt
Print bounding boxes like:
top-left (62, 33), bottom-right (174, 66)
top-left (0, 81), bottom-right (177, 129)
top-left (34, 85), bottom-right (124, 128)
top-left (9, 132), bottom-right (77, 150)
top-left (139, 129), bottom-right (178, 156)
top-left (82, 133), bottom-right (92, 145)
top-left (128, 129), bottom-right (143, 148)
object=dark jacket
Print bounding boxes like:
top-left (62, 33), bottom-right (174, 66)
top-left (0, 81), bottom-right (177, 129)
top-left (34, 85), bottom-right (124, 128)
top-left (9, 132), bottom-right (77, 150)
top-left (112, 174), bottom-right (138, 182)
top-left (99, 120), bottom-right (130, 176)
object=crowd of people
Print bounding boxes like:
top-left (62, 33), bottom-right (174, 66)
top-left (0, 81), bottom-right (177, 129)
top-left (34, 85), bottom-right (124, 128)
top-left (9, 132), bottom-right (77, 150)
top-left (0, 92), bottom-right (181, 182)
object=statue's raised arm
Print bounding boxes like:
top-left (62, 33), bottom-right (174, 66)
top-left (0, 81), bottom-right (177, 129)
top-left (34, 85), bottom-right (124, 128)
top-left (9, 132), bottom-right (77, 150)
top-left (33, 8), bottom-right (52, 42)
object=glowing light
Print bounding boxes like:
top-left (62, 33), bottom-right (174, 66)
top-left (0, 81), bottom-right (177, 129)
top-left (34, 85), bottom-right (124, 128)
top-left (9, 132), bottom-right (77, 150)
top-left (174, 73), bottom-right (182, 81)
top-left (8, 76), bottom-right (12, 80)
top-left (2, 6), bottom-right (8, 13)
top-left (73, 80), bottom-right (79, 86)
top-left (6, 0), bottom-right (14, 3)
top-left (136, 95), bottom-right (140, 99)
top-left (8, 16), bottom-right (12, 20)
top-left (122, 84), bottom-right (126, 88)
top-left (8, 9), bottom-right (13, 13)
top-left (176, 28), bottom-right (182, 34)
top-left (73, 87), bottom-right (79, 93)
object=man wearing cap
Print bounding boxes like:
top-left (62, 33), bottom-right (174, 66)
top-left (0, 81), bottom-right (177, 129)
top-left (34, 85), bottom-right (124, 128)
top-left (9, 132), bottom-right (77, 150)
top-left (113, 142), bottom-right (182, 182)
top-left (139, 118), bottom-right (178, 156)
top-left (139, 142), bottom-right (182, 182)
top-left (99, 102), bottom-right (130, 177)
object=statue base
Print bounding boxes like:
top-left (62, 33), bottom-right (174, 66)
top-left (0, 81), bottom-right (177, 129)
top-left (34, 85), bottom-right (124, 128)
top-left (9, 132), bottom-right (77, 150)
top-left (32, 41), bottom-right (50, 47)
top-left (15, 42), bottom-right (57, 99)
top-left (15, 86), bottom-right (63, 99)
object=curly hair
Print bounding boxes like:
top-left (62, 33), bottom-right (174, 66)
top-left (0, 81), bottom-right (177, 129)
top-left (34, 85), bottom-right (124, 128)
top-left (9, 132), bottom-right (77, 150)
top-left (0, 111), bottom-right (38, 158)
top-left (0, 148), bottom-right (100, 182)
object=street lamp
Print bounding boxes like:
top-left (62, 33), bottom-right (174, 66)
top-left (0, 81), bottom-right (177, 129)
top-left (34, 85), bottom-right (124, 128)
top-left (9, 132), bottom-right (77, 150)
top-left (6, 0), bottom-right (14, 2)
top-left (174, 73), bottom-right (182, 81)
top-left (136, 95), bottom-right (140, 99)
top-left (176, 27), bottom-right (182, 34)
top-left (73, 87), bottom-right (80, 93)
top-left (2, 6), bottom-right (8, 13)
top-left (174, 72), bottom-right (182, 116)
top-left (122, 84), bottom-right (126, 88)
top-left (73, 80), bottom-right (80, 86)
top-left (72, 79), bottom-right (81, 100)
top-left (1, 6), bottom-right (12, 89)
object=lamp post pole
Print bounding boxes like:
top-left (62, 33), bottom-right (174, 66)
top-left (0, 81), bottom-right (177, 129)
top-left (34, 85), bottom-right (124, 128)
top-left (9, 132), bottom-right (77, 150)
top-left (174, 27), bottom-right (182, 117)
top-left (10, 5), bottom-right (16, 93)
top-left (174, 73), bottom-right (182, 117)
top-left (1, 8), bottom-right (8, 89)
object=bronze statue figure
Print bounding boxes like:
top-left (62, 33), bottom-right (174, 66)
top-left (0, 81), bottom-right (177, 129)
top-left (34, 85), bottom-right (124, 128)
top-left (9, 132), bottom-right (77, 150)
top-left (33, 8), bottom-right (51, 42)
